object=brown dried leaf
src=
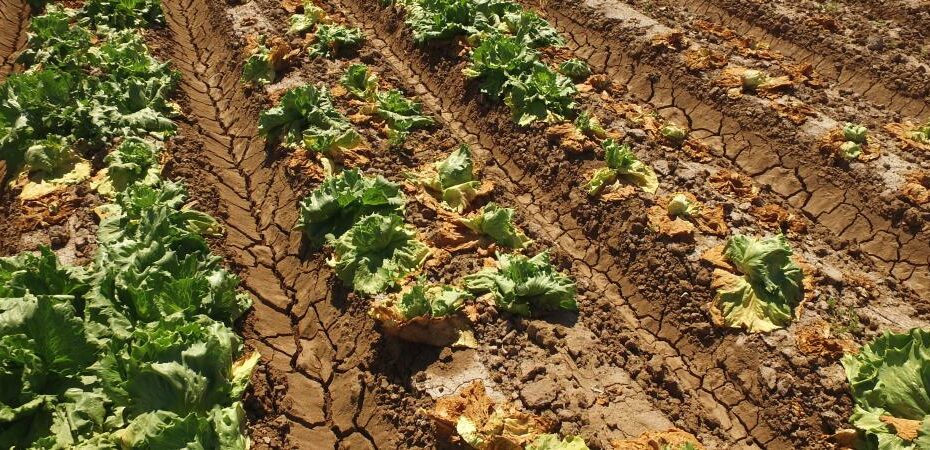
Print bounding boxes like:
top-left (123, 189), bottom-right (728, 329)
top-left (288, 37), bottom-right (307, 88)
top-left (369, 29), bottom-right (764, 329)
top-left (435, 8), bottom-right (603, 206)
top-left (796, 320), bottom-right (858, 357)
top-left (650, 31), bottom-right (688, 50)
top-left (900, 170), bottom-right (930, 206)
top-left (709, 169), bottom-right (759, 199)
top-left (370, 300), bottom-right (475, 348)
top-left (281, 0), bottom-right (304, 13)
top-left (611, 428), bottom-right (706, 450)
top-left (599, 184), bottom-right (638, 202)
top-left (752, 203), bottom-right (807, 234)
top-left (682, 47), bottom-right (728, 71)
top-left (770, 99), bottom-right (816, 125)
top-left (880, 416), bottom-right (921, 441)
top-left (700, 244), bottom-right (731, 270)
top-left (647, 205), bottom-right (695, 240)
top-left (885, 122), bottom-right (930, 152)
top-left (696, 205), bottom-right (729, 236)
top-left (758, 75), bottom-right (794, 92)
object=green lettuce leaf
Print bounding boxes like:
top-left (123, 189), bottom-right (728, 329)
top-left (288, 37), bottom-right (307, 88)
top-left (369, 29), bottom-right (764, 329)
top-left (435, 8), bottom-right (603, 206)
top-left (585, 139), bottom-right (658, 195)
top-left (341, 63), bottom-right (379, 101)
top-left (308, 24), bottom-right (363, 59)
top-left (460, 202), bottom-right (531, 248)
top-left (464, 251), bottom-right (576, 316)
top-left (295, 169), bottom-right (406, 248)
top-left (396, 281), bottom-right (472, 319)
top-left (327, 213), bottom-right (430, 295)
top-left (713, 234), bottom-right (803, 333)
top-left (527, 434), bottom-right (591, 450)
top-left (422, 145), bottom-right (482, 212)
top-left (843, 329), bottom-right (930, 450)
top-left (258, 84), bottom-right (359, 153)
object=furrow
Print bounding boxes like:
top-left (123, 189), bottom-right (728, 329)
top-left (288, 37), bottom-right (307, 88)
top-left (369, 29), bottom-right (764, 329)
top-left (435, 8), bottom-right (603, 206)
top-left (521, 0), bottom-right (930, 300)
top-left (160, 0), bottom-right (399, 447)
top-left (0, 0), bottom-right (29, 80)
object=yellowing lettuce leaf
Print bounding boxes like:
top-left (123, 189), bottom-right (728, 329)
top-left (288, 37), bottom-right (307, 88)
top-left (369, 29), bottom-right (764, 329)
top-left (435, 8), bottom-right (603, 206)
top-left (710, 234), bottom-right (803, 333)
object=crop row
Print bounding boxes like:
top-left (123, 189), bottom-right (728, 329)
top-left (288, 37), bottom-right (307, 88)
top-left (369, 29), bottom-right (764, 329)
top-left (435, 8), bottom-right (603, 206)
top-left (0, 1), bottom-right (257, 448)
top-left (238, 0), bottom-right (930, 448)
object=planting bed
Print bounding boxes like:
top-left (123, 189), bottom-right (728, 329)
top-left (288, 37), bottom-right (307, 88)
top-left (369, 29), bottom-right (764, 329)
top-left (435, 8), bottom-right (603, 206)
top-left (2, 0), bottom-right (930, 449)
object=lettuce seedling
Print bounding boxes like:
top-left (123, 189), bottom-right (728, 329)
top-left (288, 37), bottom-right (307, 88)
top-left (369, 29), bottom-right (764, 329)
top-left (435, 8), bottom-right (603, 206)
top-left (840, 141), bottom-right (862, 161)
top-left (464, 251), bottom-right (576, 316)
top-left (328, 213), bottom-right (430, 295)
top-left (843, 122), bottom-right (868, 144)
top-left (660, 123), bottom-right (688, 145)
top-left (558, 58), bottom-right (592, 81)
top-left (667, 193), bottom-right (698, 218)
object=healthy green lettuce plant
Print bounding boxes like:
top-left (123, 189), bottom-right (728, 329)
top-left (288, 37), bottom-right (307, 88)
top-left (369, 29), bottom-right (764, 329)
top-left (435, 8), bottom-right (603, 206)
top-left (328, 213), bottom-right (430, 295)
top-left (464, 251), bottom-right (576, 316)
top-left (295, 169), bottom-right (406, 248)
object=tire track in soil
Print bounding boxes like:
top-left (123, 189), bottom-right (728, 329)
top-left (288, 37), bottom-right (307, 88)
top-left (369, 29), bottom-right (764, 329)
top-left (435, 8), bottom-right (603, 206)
top-left (658, 0), bottom-right (930, 121)
top-left (160, 0), bottom-right (400, 447)
top-left (0, 0), bottom-right (28, 80)
top-left (521, 0), bottom-right (930, 300)
top-left (328, 0), bottom-right (846, 447)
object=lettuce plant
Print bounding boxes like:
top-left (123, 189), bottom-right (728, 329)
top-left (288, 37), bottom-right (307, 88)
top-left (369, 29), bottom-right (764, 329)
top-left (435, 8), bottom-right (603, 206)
top-left (395, 281), bottom-right (472, 319)
top-left (341, 63), bottom-right (379, 101)
top-left (79, 0), bottom-right (165, 30)
top-left (242, 37), bottom-right (277, 85)
top-left (288, 2), bottom-right (327, 35)
top-left (308, 24), bottom-right (363, 58)
top-left (585, 139), bottom-right (659, 196)
top-left (842, 329), bottom-right (930, 449)
top-left (909, 122), bottom-right (930, 145)
top-left (660, 123), bottom-right (688, 145)
top-left (375, 89), bottom-right (435, 147)
top-left (711, 234), bottom-right (804, 332)
top-left (103, 137), bottom-right (161, 191)
top-left (295, 169), bottom-right (406, 248)
top-left (558, 58), bottom-right (591, 81)
top-left (840, 141), bottom-right (862, 161)
top-left (328, 213), bottom-right (430, 295)
top-left (667, 193), bottom-right (698, 218)
top-left (464, 251), bottom-right (576, 316)
top-left (423, 145), bottom-right (482, 212)
top-left (258, 84), bottom-right (360, 153)
top-left (740, 69), bottom-right (767, 91)
top-left (843, 123), bottom-right (868, 144)
top-left (460, 202), bottom-right (531, 248)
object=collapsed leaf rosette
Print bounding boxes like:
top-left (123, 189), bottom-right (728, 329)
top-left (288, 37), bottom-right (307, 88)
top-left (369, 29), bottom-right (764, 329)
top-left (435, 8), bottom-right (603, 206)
top-left (416, 145), bottom-right (492, 213)
top-left (430, 380), bottom-right (554, 449)
top-left (368, 281), bottom-right (476, 347)
top-left (327, 213), bottom-right (430, 295)
top-left (706, 234), bottom-right (804, 333)
top-left (585, 139), bottom-right (658, 197)
top-left (460, 202), bottom-right (532, 249)
top-left (464, 251), bottom-right (577, 317)
top-left (842, 329), bottom-right (930, 449)
top-left (819, 125), bottom-right (879, 162)
top-left (258, 84), bottom-right (360, 154)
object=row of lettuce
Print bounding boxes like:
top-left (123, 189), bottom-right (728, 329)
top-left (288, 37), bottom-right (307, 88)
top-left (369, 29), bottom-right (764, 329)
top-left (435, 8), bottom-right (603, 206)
top-left (239, 0), bottom-right (930, 448)
top-left (0, 2), bottom-right (258, 448)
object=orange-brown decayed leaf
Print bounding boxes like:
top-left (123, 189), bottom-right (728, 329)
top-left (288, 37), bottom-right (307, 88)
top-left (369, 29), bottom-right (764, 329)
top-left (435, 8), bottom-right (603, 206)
top-left (709, 169), bottom-right (759, 199)
top-left (610, 428), bottom-right (706, 450)
top-left (880, 416), bottom-right (921, 441)
top-left (796, 320), bottom-right (858, 357)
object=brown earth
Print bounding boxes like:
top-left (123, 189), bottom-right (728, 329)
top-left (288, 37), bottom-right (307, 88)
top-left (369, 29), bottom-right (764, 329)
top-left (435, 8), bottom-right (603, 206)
top-left (4, 0), bottom-right (930, 449)
top-left (0, 0), bottom-right (28, 79)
